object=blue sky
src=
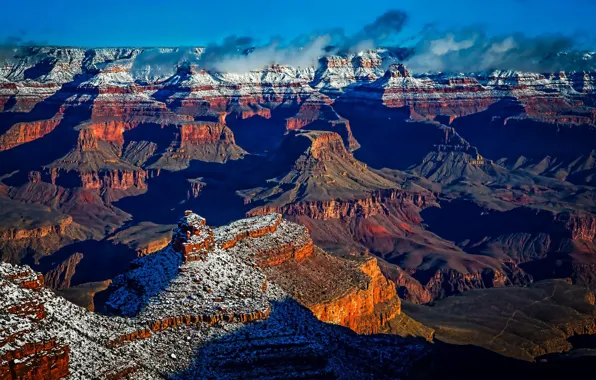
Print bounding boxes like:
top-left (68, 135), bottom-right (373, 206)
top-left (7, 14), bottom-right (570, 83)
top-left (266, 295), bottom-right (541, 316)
top-left (2, 0), bottom-right (595, 47)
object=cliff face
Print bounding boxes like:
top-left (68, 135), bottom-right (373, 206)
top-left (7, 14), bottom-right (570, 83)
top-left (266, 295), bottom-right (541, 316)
top-left (179, 122), bottom-right (234, 144)
top-left (285, 95), bottom-right (360, 151)
top-left (249, 188), bottom-right (542, 303)
top-left (560, 213), bottom-right (596, 242)
top-left (420, 266), bottom-right (532, 300)
top-left (0, 195), bottom-right (88, 267)
top-left (43, 252), bottom-right (84, 289)
top-left (379, 262), bottom-right (434, 304)
top-left (334, 63), bottom-right (593, 123)
top-left (78, 170), bottom-right (147, 191)
top-left (186, 179), bottom-right (203, 199)
top-left (0, 118), bottom-right (63, 151)
top-left (83, 120), bottom-right (143, 146)
top-left (0, 216), bottom-right (73, 241)
top-left (308, 258), bottom-right (401, 334)
top-left (168, 212), bottom-right (410, 336)
top-left (0, 266), bottom-right (70, 380)
top-left (1, 49), bottom-right (594, 129)
top-left (0, 211), bottom-right (428, 379)
top-left (251, 188), bottom-right (434, 220)
top-left (213, 214), bottom-right (407, 335)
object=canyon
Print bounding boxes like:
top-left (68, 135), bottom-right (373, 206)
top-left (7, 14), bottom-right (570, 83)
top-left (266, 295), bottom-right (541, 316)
top-left (0, 46), bottom-right (596, 377)
top-left (1, 211), bottom-right (430, 379)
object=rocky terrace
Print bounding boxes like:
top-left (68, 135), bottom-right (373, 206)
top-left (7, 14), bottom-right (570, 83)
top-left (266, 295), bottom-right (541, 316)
top-left (1, 211), bottom-right (428, 379)
top-left (1, 211), bottom-right (288, 378)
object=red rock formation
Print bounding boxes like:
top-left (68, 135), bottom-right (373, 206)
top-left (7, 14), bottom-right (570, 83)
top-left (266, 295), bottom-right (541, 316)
top-left (179, 122), bottom-right (231, 144)
top-left (0, 118), bottom-right (62, 151)
top-left (2, 269), bottom-right (44, 290)
top-left (77, 128), bottom-right (99, 150)
top-left (106, 307), bottom-right (272, 348)
top-left (78, 170), bottom-right (147, 191)
top-left (0, 216), bottom-right (73, 241)
top-left (218, 214), bottom-right (283, 249)
top-left (187, 180), bottom-right (203, 199)
top-left (285, 97), bottom-right (360, 150)
top-left (38, 126), bottom-right (148, 191)
top-left (309, 258), bottom-right (401, 334)
top-left (421, 268), bottom-right (511, 300)
top-left (152, 121), bottom-right (244, 165)
top-left (0, 339), bottom-right (70, 380)
top-left (43, 252), bottom-right (84, 289)
top-left (6, 297), bottom-right (46, 320)
top-left (254, 239), bottom-right (314, 267)
top-left (309, 131), bottom-right (352, 161)
top-left (84, 120), bottom-right (142, 146)
top-left (380, 263), bottom-right (433, 304)
top-left (171, 211), bottom-right (215, 261)
top-left (235, 107), bottom-right (272, 120)
top-left (136, 238), bottom-right (170, 257)
top-left (1, 266), bottom-right (70, 380)
top-left (249, 189), bottom-right (434, 220)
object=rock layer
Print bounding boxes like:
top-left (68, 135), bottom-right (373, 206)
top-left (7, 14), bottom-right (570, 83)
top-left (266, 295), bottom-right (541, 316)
top-left (0, 211), bottom-right (429, 379)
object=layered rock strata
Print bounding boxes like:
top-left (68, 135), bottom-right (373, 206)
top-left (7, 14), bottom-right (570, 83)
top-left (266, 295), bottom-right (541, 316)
top-left (0, 211), bottom-right (428, 379)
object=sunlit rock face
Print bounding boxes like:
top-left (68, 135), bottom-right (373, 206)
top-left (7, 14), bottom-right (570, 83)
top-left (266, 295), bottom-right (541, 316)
top-left (0, 211), bottom-right (429, 379)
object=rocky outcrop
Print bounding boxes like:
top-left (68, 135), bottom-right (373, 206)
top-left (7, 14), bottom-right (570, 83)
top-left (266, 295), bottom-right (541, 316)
top-left (214, 214), bottom-right (408, 335)
top-left (41, 127), bottom-right (149, 192)
top-left (0, 118), bottom-right (63, 151)
top-left (285, 95), bottom-right (360, 150)
top-left (419, 266), bottom-right (532, 300)
top-left (171, 211), bottom-right (215, 261)
top-left (147, 121), bottom-right (245, 169)
top-left (186, 179), bottom-right (204, 199)
top-left (0, 216), bottom-right (73, 241)
top-left (253, 239), bottom-right (314, 267)
top-left (1, 48), bottom-right (594, 130)
top-left (43, 252), bottom-right (84, 289)
top-left (2, 266), bottom-right (45, 289)
top-left (211, 213), bottom-right (419, 335)
top-left (106, 307), bottom-right (272, 348)
top-left (0, 48), bottom-right (595, 375)
top-left (0, 211), bottom-right (430, 378)
top-left (179, 122), bottom-right (233, 144)
top-left (379, 262), bottom-right (434, 304)
top-left (78, 170), bottom-right (147, 191)
top-left (82, 120), bottom-right (144, 146)
top-left (1, 265), bottom-right (70, 380)
top-left (249, 188), bottom-right (434, 220)
top-left (334, 63), bottom-right (497, 120)
top-left (214, 214), bottom-right (315, 268)
top-left (335, 63), bottom-right (594, 124)
top-left (0, 338), bottom-right (70, 380)
top-left (107, 222), bottom-right (174, 258)
top-left (215, 213), bottom-right (283, 249)
top-left (308, 130), bottom-right (353, 161)
top-left (308, 258), bottom-right (402, 334)
top-left (558, 213), bottom-right (596, 242)
top-left (136, 237), bottom-right (170, 257)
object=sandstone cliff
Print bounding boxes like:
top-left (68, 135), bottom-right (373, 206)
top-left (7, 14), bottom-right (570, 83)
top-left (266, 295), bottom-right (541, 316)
top-left (0, 210), bottom-right (428, 379)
